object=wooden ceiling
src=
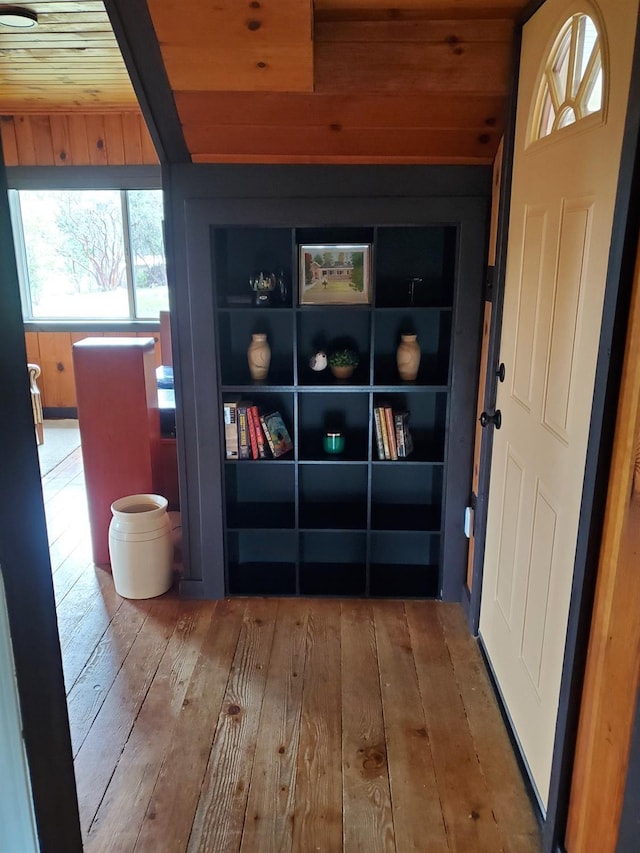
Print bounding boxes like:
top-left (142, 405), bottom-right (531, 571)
top-left (0, 0), bottom-right (530, 164)
top-left (0, 1), bottom-right (137, 111)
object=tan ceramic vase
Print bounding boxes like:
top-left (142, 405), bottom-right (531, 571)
top-left (247, 333), bottom-right (271, 380)
top-left (396, 333), bottom-right (420, 381)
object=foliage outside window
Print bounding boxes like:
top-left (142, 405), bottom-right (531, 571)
top-left (13, 189), bottom-right (168, 320)
top-left (533, 13), bottom-right (603, 142)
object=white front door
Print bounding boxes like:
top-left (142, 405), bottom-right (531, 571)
top-left (479, 0), bottom-right (638, 808)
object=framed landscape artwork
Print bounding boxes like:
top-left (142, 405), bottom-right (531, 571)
top-left (299, 243), bottom-right (371, 305)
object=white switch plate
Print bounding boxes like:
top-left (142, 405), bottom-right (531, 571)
top-left (464, 506), bottom-right (474, 539)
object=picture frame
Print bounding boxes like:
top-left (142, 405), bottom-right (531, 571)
top-left (299, 243), bottom-right (371, 305)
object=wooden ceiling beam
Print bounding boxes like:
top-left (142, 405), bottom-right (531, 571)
top-left (183, 123), bottom-right (498, 161)
top-left (175, 91), bottom-right (504, 131)
top-left (148, 0), bottom-right (313, 93)
top-left (185, 125), bottom-right (498, 163)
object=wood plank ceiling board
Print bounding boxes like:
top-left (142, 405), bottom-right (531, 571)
top-left (0, 0), bottom-right (137, 111)
top-left (146, 0), bottom-right (314, 92)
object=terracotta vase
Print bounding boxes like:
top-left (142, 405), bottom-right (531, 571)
top-left (247, 333), bottom-right (271, 380)
top-left (396, 333), bottom-right (421, 381)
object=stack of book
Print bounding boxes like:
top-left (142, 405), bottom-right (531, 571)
top-left (224, 400), bottom-right (293, 460)
top-left (373, 405), bottom-right (414, 460)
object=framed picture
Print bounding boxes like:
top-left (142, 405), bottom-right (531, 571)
top-left (299, 243), bottom-right (371, 305)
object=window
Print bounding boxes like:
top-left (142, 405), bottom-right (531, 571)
top-left (12, 189), bottom-right (168, 320)
top-left (533, 13), bottom-right (603, 142)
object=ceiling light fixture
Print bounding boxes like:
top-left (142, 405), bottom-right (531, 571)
top-left (0, 6), bottom-right (38, 28)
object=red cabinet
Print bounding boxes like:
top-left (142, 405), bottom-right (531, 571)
top-left (73, 337), bottom-right (177, 566)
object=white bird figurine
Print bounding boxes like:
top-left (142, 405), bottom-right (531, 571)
top-left (309, 351), bottom-right (328, 371)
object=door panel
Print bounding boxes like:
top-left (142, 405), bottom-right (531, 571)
top-left (480, 0), bottom-right (638, 808)
top-left (513, 208), bottom-right (546, 410)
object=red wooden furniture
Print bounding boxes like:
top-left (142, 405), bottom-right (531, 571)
top-left (73, 337), bottom-right (176, 566)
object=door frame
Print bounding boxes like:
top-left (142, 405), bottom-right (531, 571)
top-left (470, 3), bottom-right (640, 850)
top-left (0, 143), bottom-right (82, 848)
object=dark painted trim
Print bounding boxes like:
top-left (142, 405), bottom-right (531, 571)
top-left (617, 689), bottom-right (640, 852)
top-left (25, 321), bottom-right (159, 333)
top-left (0, 141), bottom-right (82, 850)
top-left (467, 22), bottom-right (524, 635)
top-left (43, 407), bottom-right (78, 420)
top-left (6, 165), bottom-right (161, 190)
top-left (518, 0), bottom-right (548, 26)
top-left (168, 163), bottom-right (492, 199)
top-left (103, 0), bottom-right (190, 164)
top-left (442, 208), bottom-right (488, 600)
top-left (544, 14), bottom-right (640, 852)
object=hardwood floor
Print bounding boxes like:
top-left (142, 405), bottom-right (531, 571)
top-left (45, 447), bottom-right (541, 852)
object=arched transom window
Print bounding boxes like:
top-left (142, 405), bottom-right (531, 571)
top-left (533, 12), bottom-right (603, 141)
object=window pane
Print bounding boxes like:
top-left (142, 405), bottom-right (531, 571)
top-left (19, 190), bottom-right (129, 319)
top-left (585, 64), bottom-right (603, 115)
top-left (127, 189), bottom-right (169, 318)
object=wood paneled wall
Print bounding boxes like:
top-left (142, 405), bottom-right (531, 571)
top-left (25, 330), bottom-right (163, 410)
top-left (0, 113), bottom-right (158, 167)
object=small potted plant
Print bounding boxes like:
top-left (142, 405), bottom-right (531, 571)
top-left (329, 347), bottom-right (359, 379)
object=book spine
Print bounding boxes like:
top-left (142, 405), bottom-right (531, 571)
top-left (223, 401), bottom-right (238, 459)
top-left (373, 407), bottom-right (385, 460)
top-left (378, 407), bottom-right (390, 460)
top-left (394, 412), bottom-right (406, 458)
top-left (237, 405), bottom-right (251, 459)
top-left (384, 407), bottom-right (397, 460)
top-left (246, 405), bottom-right (259, 459)
top-left (259, 414), bottom-right (277, 457)
top-left (250, 406), bottom-right (267, 458)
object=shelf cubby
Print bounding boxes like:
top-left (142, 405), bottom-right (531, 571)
top-left (299, 463), bottom-right (368, 530)
top-left (371, 465), bottom-right (443, 531)
top-left (218, 310), bottom-right (294, 386)
top-left (225, 463), bottom-right (295, 529)
top-left (373, 309), bottom-right (451, 387)
top-left (298, 392), bottom-right (369, 461)
top-left (369, 532), bottom-right (440, 597)
top-left (227, 530), bottom-right (297, 595)
top-left (213, 226), bottom-right (293, 308)
top-left (374, 225), bottom-right (456, 309)
top-left (297, 308), bottom-right (371, 386)
top-left (299, 531), bottom-right (367, 596)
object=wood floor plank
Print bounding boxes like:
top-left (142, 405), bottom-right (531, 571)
top-left (187, 598), bottom-right (278, 853)
top-left (438, 605), bottom-right (541, 852)
top-left (85, 599), bottom-right (217, 852)
top-left (66, 596), bottom-right (153, 756)
top-left (51, 538), bottom-right (94, 604)
top-left (58, 567), bottom-right (124, 692)
top-left (341, 599), bottom-right (395, 852)
top-left (131, 598), bottom-right (246, 853)
top-left (406, 601), bottom-right (504, 852)
top-left (43, 478), bottom-right (88, 545)
top-left (291, 598), bottom-right (343, 852)
top-left (373, 600), bottom-right (449, 851)
top-left (41, 448), bottom-right (83, 497)
top-left (76, 596), bottom-right (185, 840)
top-left (239, 598), bottom-right (309, 853)
top-left (49, 521), bottom-right (91, 580)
